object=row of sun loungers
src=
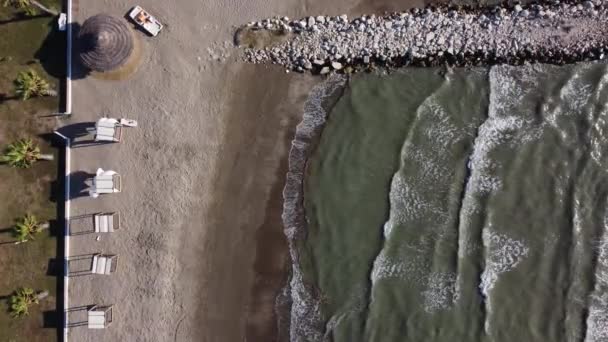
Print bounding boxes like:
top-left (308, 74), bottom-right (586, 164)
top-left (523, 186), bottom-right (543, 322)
top-left (69, 118), bottom-right (136, 330)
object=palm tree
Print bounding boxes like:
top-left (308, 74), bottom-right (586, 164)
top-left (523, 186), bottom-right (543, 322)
top-left (8, 287), bottom-right (47, 318)
top-left (14, 69), bottom-right (56, 100)
top-left (3, 0), bottom-right (58, 16)
top-left (1, 138), bottom-right (53, 168)
top-left (12, 214), bottom-right (49, 244)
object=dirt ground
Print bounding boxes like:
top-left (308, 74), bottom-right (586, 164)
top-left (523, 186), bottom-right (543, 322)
top-left (0, 2), bottom-right (62, 341)
top-left (65, 0), bottom-right (428, 341)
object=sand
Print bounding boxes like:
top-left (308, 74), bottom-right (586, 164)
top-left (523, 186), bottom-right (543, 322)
top-left (65, 0), bottom-right (422, 341)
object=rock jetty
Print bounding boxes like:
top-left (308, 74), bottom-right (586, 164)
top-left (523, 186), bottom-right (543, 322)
top-left (240, 1), bottom-right (608, 73)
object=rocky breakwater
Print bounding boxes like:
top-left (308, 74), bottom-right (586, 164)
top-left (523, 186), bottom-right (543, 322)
top-left (240, 1), bottom-right (608, 73)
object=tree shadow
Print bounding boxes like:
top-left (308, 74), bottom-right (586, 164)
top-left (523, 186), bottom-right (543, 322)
top-left (0, 93), bottom-right (19, 104)
top-left (0, 13), bottom-right (50, 26)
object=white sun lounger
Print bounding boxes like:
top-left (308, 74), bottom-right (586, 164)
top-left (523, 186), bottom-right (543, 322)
top-left (88, 305), bottom-right (113, 329)
top-left (91, 254), bottom-right (118, 275)
top-left (94, 212), bottom-right (120, 233)
top-left (89, 168), bottom-right (121, 198)
top-left (94, 118), bottom-right (122, 142)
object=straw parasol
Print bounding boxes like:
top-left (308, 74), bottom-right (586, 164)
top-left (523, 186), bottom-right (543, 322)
top-left (77, 14), bottom-right (135, 72)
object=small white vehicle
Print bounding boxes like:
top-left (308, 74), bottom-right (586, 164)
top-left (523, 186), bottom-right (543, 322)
top-left (128, 6), bottom-right (163, 36)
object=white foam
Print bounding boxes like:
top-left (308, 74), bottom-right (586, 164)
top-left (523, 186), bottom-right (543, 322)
top-left (479, 227), bottom-right (529, 334)
top-left (458, 66), bottom-right (544, 258)
top-left (370, 247), bottom-right (426, 284)
top-left (382, 173), bottom-right (441, 238)
top-left (422, 271), bottom-right (458, 313)
top-left (281, 75), bottom-right (347, 342)
top-left (584, 210), bottom-right (608, 342)
top-left (586, 68), bottom-right (608, 170)
top-left (372, 89), bottom-right (469, 314)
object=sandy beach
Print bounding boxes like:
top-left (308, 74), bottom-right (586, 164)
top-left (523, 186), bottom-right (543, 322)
top-left (64, 0), bottom-right (422, 341)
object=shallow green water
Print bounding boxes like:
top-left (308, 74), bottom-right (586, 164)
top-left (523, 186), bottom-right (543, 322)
top-left (300, 63), bottom-right (608, 342)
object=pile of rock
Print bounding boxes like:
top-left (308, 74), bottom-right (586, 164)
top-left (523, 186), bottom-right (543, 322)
top-left (241, 1), bottom-right (608, 73)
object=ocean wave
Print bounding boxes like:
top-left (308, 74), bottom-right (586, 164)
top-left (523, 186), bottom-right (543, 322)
top-left (458, 66), bottom-right (545, 258)
top-left (371, 79), bottom-right (476, 314)
top-left (370, 247), bottom-right (428, 285)
top-left (422, 271), bottom-right (459, 313)
top-left (280, 74), bottom-right (346, 342)
top-left (585, 211), bottom-right (608, 342)
top-left (479, 228), bottom-right (529, 334)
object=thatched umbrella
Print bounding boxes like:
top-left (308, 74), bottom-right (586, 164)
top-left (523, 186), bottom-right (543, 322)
top-left (77, 14), bottom-right (135, 72)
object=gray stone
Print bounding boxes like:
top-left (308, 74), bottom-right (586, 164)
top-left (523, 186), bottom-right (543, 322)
top-left (302, 60), bottom-right (313, 69)
top-left (243, 3), bottom-right (608, 73)
top-left (320, 66), bottom-right (331, 74)
top-left (307, 17), bottom-right (316, 27)
top-left (331, 61), bottom-right (343, 70)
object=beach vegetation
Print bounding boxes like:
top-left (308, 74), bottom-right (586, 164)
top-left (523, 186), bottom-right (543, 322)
top-left (8, 287), bottom-right (38, 318)
top-left (12, 214), bottom-right (47, 244)
top-left (2, 0), bottom-right (58, 16)
top-left (1, 138), bottom-right (53, 168)
top-left (0, 1), bottom-right (59, 339)
top-left (14, 69), bottom-right (55, 100)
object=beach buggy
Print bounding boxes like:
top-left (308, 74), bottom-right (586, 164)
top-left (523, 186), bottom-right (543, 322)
top-left (128, 6), bottom-right (163, 36)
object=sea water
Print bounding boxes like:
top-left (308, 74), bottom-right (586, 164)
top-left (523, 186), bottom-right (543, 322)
top-left (298, 63), bottom-right (608, 342)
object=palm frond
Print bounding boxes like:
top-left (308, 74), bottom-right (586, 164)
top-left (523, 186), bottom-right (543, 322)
top-left (8, 287), bottom-right (37, 318)
top-left (1, 138), bottom-right (41, 168)
top-left (14, 69), bottom-right (51, 100)
top-left (12, 214), bottom-right (41, 243)
top-left (2, 0), bottom-right (37, 16)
